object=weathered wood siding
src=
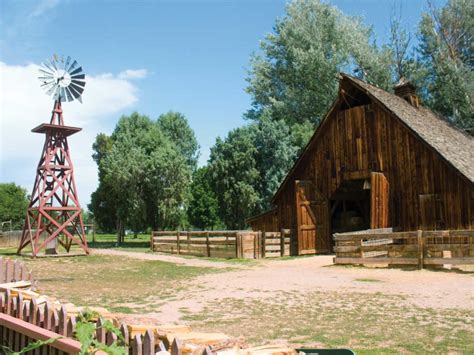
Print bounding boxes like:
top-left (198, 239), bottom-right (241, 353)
top-left (252, 97), bottom-right (473, 253)
top-left (247, 209), bottom-right (278, 233)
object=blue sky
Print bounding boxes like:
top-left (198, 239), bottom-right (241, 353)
top-left (0, 0), bottom-right (444, 206)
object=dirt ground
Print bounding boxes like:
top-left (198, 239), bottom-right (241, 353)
top-left (12, 248), bottom-right (473, 352)
top-left (94, 249), bottom-right (473, 319)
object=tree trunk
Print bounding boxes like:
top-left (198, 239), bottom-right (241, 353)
top-left (116, 219), bottom-right (123, 246)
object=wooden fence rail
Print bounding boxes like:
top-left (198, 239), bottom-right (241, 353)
top-left (151, 230), bottom-right (291, 259)
top-left (333, 229), bottom-right (474, 268)
top-left (0, 258), bottom-right (204, 355)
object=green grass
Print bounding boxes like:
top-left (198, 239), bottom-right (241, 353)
top-left (181, 291), bottom-right (474, 353)
top-left (86, 233), bottom-right (151, 253)
top-left (2, 252), bottom-right (218, 314)
top-left (354, 278), bottom-right (383, 283)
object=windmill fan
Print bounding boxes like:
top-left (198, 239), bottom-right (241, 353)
top-left (38, 54), bottom-right (86, 103)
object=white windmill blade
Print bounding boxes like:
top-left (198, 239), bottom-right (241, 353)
top-left (65, 87), bottom-right (74, 102)
top-left (38, 55), bottom-right (85, 103)
top-left (64, 56), bottom-right (71, 70)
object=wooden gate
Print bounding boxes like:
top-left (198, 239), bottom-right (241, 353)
top-left (295, 180), bottom-right (330, 255)
top-left (370, 172), bottom-right (390, 229)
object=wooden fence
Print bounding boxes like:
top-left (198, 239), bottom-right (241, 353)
top-left (0, 258), bottom-right (208, 354)
top-left (333, 229), bottom-right (474, 268)
top-left (151, 230), bottom-right (291, 259)
top-left (0, 258), bottom-right (35, 286)
top-left (261, 230), bottom-right (291, 258)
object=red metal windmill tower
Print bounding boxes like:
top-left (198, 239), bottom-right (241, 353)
top-left (18, 55), bottom-right (90, 257)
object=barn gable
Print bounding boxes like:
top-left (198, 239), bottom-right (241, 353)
top-left (272, 74), bottom-right (474, 203)
top-left (248, 74), bottom-right (474, 255)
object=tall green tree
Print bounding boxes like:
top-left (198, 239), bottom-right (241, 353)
top-left (89, 133), bottom-right (116, 232)
top-left (157, 111), bottom-right (200, 171)
top-left (187, 167), bottom-right (221, 230)
top-left (246, 0), bottom-right (392, 132)
top-left (418, 0), bottom-right (474, 134)
top-left (0, 183), bottom-right (29, 230)
top-left (208, 126), bottom-right (260, 229)
top-left (89, 112), bottom-right (194, 241)
top-left (254, 114), bottom-right (298, 211)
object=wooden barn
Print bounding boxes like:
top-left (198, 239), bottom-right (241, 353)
top-left (247, 74), bottom-right (474, 256)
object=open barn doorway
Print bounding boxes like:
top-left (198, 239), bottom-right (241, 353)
top-left (330, 179), bottom-right (371, 241)
top-left (330, 172), bottom-right (390, 248)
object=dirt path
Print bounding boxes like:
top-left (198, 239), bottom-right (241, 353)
top-left (92, 248), bottom-right (247, 269)
top-left (105, 250), bottom-right (474, 326)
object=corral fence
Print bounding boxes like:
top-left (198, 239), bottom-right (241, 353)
top-left (150, 230), bottom-right (291, 259)
top-left (0, 258), bottom-right (208, 355)
top-left (333, 229), bottom-right (474, 268)
top-left (0, 231), bottom-right (24, 248)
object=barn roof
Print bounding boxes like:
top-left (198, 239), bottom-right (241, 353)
top-left (272, 73), bottom-right (474, 202)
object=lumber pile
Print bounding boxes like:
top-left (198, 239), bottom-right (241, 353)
top-left (125, 322), bottom-right (296, 354)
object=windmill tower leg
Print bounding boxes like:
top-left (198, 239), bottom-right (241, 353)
top-left (18, 101), bottom-right (89, 257)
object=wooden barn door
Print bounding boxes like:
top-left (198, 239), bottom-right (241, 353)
top-left (295, 180), bottom-right (330, 255)
top-left (370, 172), bottom-right (390, 229)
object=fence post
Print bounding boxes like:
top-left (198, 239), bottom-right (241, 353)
top-left (262, 232), bottom-right (266, 258)
top-left (417, 230), bottom-right (424, 270)
top-left (150, 232), bottom-right (153, 252)
top-left (177, 231), bottom-right (181, 255)
top-left (253, 232), bottom-right (257, 259)
top-left (280, 229), bottom-right (285, 257)
top-left (206, 231), bottom-right (210, 257)
top-left (235, 233), bottom-right (240, 258)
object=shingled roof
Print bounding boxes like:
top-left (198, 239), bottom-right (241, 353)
top-left (345, 74), bottom-right (474, 183)
top-left (272, 73), bottom-right (474, 202)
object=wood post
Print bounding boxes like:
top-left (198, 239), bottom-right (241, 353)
top-left (204, 232), bottom-right (210, 257)
top-left (235, 233), bottom-right (240, 258)
top-left (417, 229), bottom-right (424, 270)
top-left (177, 231), bottom-right (181, 255)
top-left (262, 232), bottom-right (266, 258)
top-left (253, 232), bottom-right (257, 259)
top-left (280, 229), bottom-right (284, 257)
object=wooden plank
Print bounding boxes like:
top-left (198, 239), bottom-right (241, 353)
top-left (143, 329), bottom-right (155, 355)
top-left (423, 257), bottom-right (474, 265)
top-left (335, 244), bottom-right (420, 253)
top-left (334, 231), bottom-right (417, 241)
top-left (0, 313), bottom-right (108, 354)
top-left (417, 230), bottom-right (424, 270)
top-left (425, 244), bottom-right (474, 251)
top-left (153, 239), bottom-right (235, 246)
top-left (334, 257), bottom-right (418, 265)
top-left (177, 231), bottom-right (180, 255)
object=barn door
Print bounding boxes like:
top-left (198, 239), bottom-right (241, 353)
top-left (295, 180), bottom-right (330, 255)
top-left (370, 172), bottom-right (389, 229)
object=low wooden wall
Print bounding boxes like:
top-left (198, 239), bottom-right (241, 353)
top-left (151, 230), bottom-right (292, 259)
top-left (333, 229), bottom-right (474, 268)
top-left (0, 257), bottom-right (35, 286)
top-left (0, 231), bottom-right (22, 248)
top-left (0, 258), bottom-right (205, 355)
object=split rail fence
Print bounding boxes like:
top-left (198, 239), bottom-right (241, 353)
top-left (0, 258), bottom-right (203, 355)
top-left (333, 229), bottom-right (474, 268)
top-left (150, 230), bottom-right (291, 259)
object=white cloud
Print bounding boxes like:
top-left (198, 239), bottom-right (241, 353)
top-left (118, 69), bottom-right (149, 80)
top-left (29, 0), bottom-right (61, 19)
top-left (0, 61), bottom-right (143, 205)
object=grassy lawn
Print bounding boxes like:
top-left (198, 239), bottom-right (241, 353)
top-left (181, 291), bottom-right (474, 354)
top-left (87, 233), bottom-right (151, 253)
top-left (1, 240), bottom-right (472, 353)
top-left (0, 248), bottom-right (218, 314)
